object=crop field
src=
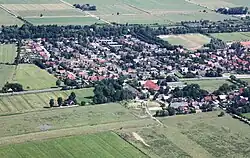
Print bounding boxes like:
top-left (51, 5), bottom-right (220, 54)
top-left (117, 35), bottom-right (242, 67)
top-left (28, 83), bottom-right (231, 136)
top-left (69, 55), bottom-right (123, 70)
top-left (0, 132), bottom-right (147, 158)
top-left (0, 44), bottom-right (17, 64)
top-left (210, 32), bottom-right (250, 42)
top-left (124, 112), bottom-right (250, 158)
top-left (0, 8), bottom-right (23, 26)
top-left (0, 102), bottom-right (140, 137)
top-left (0, 65), bottom-right (15, 89)
top-left (159, 34), bottom-right (211, 50)
top-left (10, 64), bottom-right (57, 90)
top-left (182, 79), bottom-right (230, 92)
top-left (0, 88), bottom-right (94, 115)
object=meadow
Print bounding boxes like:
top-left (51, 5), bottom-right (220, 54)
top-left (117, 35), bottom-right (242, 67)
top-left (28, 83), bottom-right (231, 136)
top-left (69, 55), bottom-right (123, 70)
top-left (0, 44), bottom-right (17, 64)
top-left (10, 64), bottom-right (57, 90)
top-left (125, 112), bottom-right (250, 158)
top-left (159, 34), bottom-right (211, 50)
top-left (0, 65), bottom-right (15, 89)
top-left (0, 88), bottom-right (94, 115)
top-left (0, 132), bottom-right (147, 158)
top-left (182, 79), bottom-right (230, 92)
top-left (210, 32), bottom-right (250, 42)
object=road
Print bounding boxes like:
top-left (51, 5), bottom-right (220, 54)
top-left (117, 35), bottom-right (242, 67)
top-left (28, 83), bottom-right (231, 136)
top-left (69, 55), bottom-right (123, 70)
top-left (180, 74), bottom-right (250, 81)
top-left (0, 88), bottom-right (61, 96)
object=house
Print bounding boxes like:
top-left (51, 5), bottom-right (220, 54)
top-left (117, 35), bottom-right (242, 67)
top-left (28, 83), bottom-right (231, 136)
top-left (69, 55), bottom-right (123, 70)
top-left (143, 80), bottom-right (160, 91)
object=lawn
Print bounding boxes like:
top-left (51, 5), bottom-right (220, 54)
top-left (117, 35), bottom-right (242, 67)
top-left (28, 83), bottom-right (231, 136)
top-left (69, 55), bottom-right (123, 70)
top-left (0, 65), bottom-right (15, 89)
top-left (10, 64), bottom-right (57, 90)
top-left (182, 79), bottom-right (230, 92)
top-left (159, 34), bottom-right (211, 50)
top-left (0, 44), bottom-right (17, 64)
top-left (0, 103), bottom-right (139, 137)
top-left (210, 32), bottom-right (250, 42)
top-left (0, 88), bottom-right (94, 115)
top-left (0, 132), bottom-right (147, 158)
top-left (124, 112), bottom-right (250, 158)
top-left (0, 8), bottom-right (23, 26)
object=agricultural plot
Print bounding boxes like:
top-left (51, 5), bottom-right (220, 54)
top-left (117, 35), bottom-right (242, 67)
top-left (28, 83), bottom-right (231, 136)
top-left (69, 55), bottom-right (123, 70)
top-left (182, 79), bottom-right (230, 92)
top-left (0, 132), bottom-right (147, 158)
top-left (10, 64), bottom-right (57, 90)
top-left (0, 88), bottom-right (94, 115)
top-left (0, 8), bottom-right (23, 26)
top-left (0, 44), bottom-right (17, 64)
top-left (186, 0), bottom-right (238, 10)
top-left (159, 34), bottom-right (211, 50)
top-left (210, 32), bottom-right (250, 42)
top-left (0, 65), bottom-right (15, 89)
top-left (0, 103), bottom-right (139, 137)
top-left (125, 112), bottom-right (250, 158)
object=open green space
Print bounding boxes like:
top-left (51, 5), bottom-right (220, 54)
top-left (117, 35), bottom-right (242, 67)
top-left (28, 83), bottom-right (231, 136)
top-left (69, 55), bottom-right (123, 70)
top-left (0, 103), bottom-right (138, 137)
top-left (0, 88), bottom-right (94, 115)
top-left (0, 0), bottom-right (61, 4)
top-left (0, 8), bottom-right (23, 26)
top-left (125, 112), bottom-right (250, 158)
top-left (210, 32), bottom-right (250, 42)
top-left (0, 44), bottom-right (17, 64)
top-left (182, 79), bottom-right (230, 92)
top-left (10, 64), bottom-right (57, 90)
top-left (0, 132), bottom-right (147, 158)
top-left (0, 65), bottom-right (15, 89)
top-left (159, 34), bottom-right (211, 50)
top-left (243, 113), bottom-right (250, 119)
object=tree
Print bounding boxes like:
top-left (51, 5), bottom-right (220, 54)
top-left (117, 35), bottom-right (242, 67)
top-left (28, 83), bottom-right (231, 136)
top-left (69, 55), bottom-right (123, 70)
top-left (56, 79), bottom-right (62, 87)
top-left (218, 111), bottom-right (225, 117)
top-left (81, 101), bottom-right (86, 106)
top-left (168, 107), bottom-right (176, 116)
top-left (69, 92), bottom-right (76, 100)
top-left (49, 99), bottom-right (55, 107)
top-left (57, 97), bottom-right (63, 106)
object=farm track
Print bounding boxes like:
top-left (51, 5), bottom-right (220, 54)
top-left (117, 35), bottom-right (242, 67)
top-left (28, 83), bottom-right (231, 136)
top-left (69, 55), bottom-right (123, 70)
top-left (123, 3), bottom-right (151, 15)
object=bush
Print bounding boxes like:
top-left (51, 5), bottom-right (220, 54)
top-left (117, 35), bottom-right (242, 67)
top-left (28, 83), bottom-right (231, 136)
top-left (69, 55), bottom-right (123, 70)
top-left (218, 111), bottom-right (225, 117)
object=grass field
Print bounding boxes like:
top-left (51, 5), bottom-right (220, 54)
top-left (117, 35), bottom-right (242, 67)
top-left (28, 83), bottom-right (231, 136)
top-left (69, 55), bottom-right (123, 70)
top-left (159, 34), bottom-right (211, 50)
top-left (0, 44), bottom-right (16, 64)
top-left (210, 32), bottom-right (250, 42)
top-left (0, 132), bottom-right (147, 158)
top-left (243, 113), bottom-right (250, 119)
top-left (10, 64), bottom-right (57, 90)
top-left (124, 112), bottom-right (250, 158)
top-left (0, 65), bottom-right (15, 89)
top-left (182, 79), bottom-right (230, 92)
top-left (0, 8), bottom-right (23, 26)
top-left (0, 88), bottom-right (94, 115)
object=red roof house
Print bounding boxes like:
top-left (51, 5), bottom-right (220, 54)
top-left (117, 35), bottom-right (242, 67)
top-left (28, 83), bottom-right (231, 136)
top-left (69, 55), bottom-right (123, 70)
top-left (144, 80), bottom-right (160, 91)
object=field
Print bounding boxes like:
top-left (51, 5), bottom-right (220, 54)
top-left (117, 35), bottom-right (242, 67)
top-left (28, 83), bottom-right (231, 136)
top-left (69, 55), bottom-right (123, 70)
top-left (182, 79), bottom-right (230, 92)
top-left (210, 32), bottom-right (250, 42)
top-left (10, 64), bottom-right (57, 90)
top-left (0, 8), bottom-right (23, 26)
top-left (0, 44), bottom-right (17, 64)
top-left (159, 34), bottom-right (211, 50)
top-left (124, 112), bottom-right (250, 158)
top-left (0, 88), bottom-right (94, 115)
top-left (243, 113), bottom-right (250, 119)
top-left (0, 132), bottom-right (147, 158)
top-left (0, 65), bottom-right (15, 89)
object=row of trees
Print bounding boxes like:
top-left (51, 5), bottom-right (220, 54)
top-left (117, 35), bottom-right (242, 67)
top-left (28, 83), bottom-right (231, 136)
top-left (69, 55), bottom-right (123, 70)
top-left (73, 4), bottom-right (96, 11)
top-left (216, 7), bottom-right (248, 15)
top-left (49, 92), bottom-right (79, 107)
top-left (1, 83), bottom-right (23, 93)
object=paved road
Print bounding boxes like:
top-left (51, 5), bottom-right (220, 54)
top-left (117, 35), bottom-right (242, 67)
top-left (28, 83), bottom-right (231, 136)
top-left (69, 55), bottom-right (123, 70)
top-left (0, 88), bottom-right (61, 96)
top-left (180, 74), bottom-right (250, 81)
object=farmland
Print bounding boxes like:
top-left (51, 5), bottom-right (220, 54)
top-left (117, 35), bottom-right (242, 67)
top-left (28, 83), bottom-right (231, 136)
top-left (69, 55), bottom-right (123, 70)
top-left (10, 64), bottom-right (57, 90)
top-left (0, 8), bottom-right (23, 26)
top-left (0, 132), bottom-right (147, 158)
top-left (0, 88), bottom-right (94, 115)
top-left (0, 65), bottom-right (15, 89)
top-left (210, 32), bottom-right (250, 42)
top-left (0, 44), bottom-right (17, 64)
top-left (182, 79), bottom-right (230, 92)
top-left (159, 34), bottom-right (211, 50)
top-left (124, 112), bottom-right (250, 158)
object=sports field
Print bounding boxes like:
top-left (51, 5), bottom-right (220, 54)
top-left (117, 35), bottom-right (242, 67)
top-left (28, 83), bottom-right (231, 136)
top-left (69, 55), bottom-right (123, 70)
top-left (159, 34), bottom-right (211, 50)
top-left (0, 132), bottom-right (147, 158)
top-left (0, 44), bottom-right (17, 64)
top-left (10, 64), bottom-right (57, 90)
top-left (182, 79), bottom-right (230, 92)
top-left (125, 112), bottom-right (250, 158)
top-left (0, 65), bottom-right (15, 89)
top-left (0, 88), bottom-right (93, 115)
top-left (210, 32), bottom-right (250, 42)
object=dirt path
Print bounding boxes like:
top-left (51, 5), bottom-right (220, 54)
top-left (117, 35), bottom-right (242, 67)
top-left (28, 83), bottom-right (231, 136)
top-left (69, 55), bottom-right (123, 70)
top-left (145, 105), bottom-right (163, 126)
top-left (132, 132), bottom-right (150, 147)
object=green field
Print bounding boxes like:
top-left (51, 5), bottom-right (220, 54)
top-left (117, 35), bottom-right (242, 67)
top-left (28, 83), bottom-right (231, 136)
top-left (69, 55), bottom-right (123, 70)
top-left (243, 113), bottom-right (250, 119)
top-left (0, 44), bottom-right (17, 64)
top-left (210, 32), bottom-right (250, 42)
top-left (0, 8), bottom-right (23, 26)
top-left (0, 88), bottom-right (93, 115)
top-left (159, 34), bottom-right (211, 50)
top-left (182, 79), bottom-right (230, 92)
top-left (125, 112), bottom-right (250, 158)
top-left (0, 132), bottom-right (147, 158)
top-left (0, 0), bottom-right (61, 3)
top-left (10, 64), bottom-right (57, 90)
top-left (0, 65), bottom-right (15, 89)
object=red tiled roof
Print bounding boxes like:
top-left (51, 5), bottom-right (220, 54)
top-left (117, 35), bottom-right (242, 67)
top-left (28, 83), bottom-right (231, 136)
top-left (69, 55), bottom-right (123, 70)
top-left (144, 80), bottom-right (160, 91)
